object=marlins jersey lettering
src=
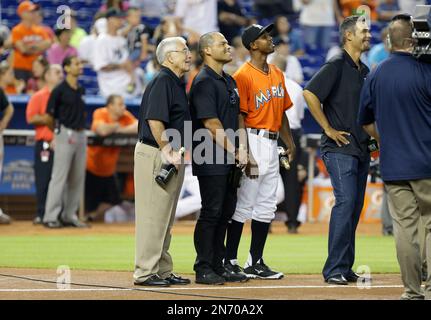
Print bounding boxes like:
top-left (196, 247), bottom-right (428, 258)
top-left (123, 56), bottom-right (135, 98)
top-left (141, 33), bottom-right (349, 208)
top-left (233, 62), bottom-right (293, 132)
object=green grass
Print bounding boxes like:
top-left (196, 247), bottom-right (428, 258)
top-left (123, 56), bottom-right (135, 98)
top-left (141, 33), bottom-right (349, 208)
top-left (0, 234), bottom-right (399, 274)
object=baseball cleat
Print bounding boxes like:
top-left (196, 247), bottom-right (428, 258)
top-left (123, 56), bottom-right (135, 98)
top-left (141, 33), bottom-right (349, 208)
top-left (222, 260), bottom-right (249, 282)
top-left (243, 259), bottom-right (284, 280)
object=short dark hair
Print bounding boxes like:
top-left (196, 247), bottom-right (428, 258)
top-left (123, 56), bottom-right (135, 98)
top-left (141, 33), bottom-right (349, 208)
top-left (55, 27), bottom-right (71, 38)
top-left (42, 64), bottom-right (61, 81)
top-left (388, 14), bottom-right (414, 50)
top-left (339, 15), bottom-right (360, 45)
top-left (62, 55), bottom-right (77, 69)
top-left (198, 32), bottom-right (218, 59)
top-left (107, 94), bottom-right (122, 106)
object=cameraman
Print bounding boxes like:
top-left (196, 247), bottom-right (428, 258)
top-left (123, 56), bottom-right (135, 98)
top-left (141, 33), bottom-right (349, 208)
top-left (358, 14), bottom-right (431, 300)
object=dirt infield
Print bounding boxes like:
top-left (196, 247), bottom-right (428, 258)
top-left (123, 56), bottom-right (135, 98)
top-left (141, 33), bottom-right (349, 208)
top-left (0, 221), bottom-right (405, 300)
top-left (0, 267), bottom-right (404, 300)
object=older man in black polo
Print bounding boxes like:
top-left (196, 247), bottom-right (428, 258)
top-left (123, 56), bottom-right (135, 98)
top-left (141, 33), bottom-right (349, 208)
top-left (303, 16), bottom-right (372, 285)
top-left (134, 37), bottom-right (191, 287)
top-left (190, 32), bottom-right (250, 285)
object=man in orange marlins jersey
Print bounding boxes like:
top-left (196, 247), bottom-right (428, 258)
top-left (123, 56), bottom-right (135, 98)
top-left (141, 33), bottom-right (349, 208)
top-left (224, 24), bottom-right (296, 279)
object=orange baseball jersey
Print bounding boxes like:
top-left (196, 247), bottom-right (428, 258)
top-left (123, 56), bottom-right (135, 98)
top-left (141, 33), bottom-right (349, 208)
top-left (87, 107), bottom-right (137, 177)
top-left (233, 62), bottom-right (293, 132)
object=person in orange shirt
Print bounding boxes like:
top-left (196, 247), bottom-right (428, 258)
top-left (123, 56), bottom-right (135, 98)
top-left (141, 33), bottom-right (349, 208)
top-left (26, 64), bottom-right (64, 225)
top-left (11, 1), bottom-right (52, 82)
top-left (224, 24), bottom-right (296, 280)
top-left (85, 94), bottom-right (138, 221)
top-left (335, 0), bottom-right (378, 23)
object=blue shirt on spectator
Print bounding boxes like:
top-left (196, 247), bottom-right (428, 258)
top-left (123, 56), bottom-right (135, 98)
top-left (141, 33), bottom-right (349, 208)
top-left (358, 52), bottom-right (431, 181)
top-left (367, 43), bottom-right (389, 68)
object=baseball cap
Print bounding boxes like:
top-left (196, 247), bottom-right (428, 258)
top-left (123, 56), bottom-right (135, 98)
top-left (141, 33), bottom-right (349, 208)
top-left (105, 8), bottom-right (127, 19)
top-left (241, 23), bottom-right (275, 50)
top-left (17, 1), bottom-right (38, 16)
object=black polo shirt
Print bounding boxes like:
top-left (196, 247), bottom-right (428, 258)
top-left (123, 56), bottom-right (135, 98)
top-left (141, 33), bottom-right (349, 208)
top-left (138, 66), bottom-right (190, 150)
top-left (305, 50), bottom-right (370, 160)
top-left (190, 65), bottom-right (240, 176)
top-left (47, 80), bottom-right (86, 130)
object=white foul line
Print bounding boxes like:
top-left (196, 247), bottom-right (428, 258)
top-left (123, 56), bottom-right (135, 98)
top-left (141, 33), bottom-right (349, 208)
top-left (0, 284), bottom-right (405, 293)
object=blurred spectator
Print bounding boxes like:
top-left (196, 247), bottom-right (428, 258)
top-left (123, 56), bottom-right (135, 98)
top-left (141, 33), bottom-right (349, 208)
top-left (33, 5), bottom-right (55, 41)
top-left (377, 0), bottom-right (401, 22)
top-left (399, 0), bottom-right (426, 15)
top-left (273, 15), bottom-right (304, 56)
top-left (0, 24), bottom-right (11, 50)
top-left (121, 7), bottom-right (154, 65)
top-left (269, 39), bottom-right (304, 84)
top-left (78, 18), bottom-right (107, 66)
top-left (143, 55), bottom-right (161, 84)
top-left (272, 55), bottom-right (306, 233)
top-left (26, 64), bottom-right (64, 225)
top-left (255, 0), bottom-right (296, 19)
top-left (185, 44), bottom-right (203, 92)
top-left (153, 16), bottom-right (200, 45)
top-left (0, 61), bottom-right (26, 95)
top-left (129, 0), bottom-right (175, 17)
top-left (297, 0), bottom-right (336, 52)
top-left (225, 36), bottom-right (249, 74)
top-left (26, 56), bottom-right (49, 94)
top-left (335, 0), bottom-right (378, 23)
top-left (69, 12), bottom-right (88, 49)
top-left (174, 0), bottom-right (218, 36)
top-left (47, 28), bottom-right (78, 65)
top-left (0, 87), bottom-right (14, 225)
top-left (93, 8), bottom-right (138, 98)
top-left (367, 27), bottom-right (390, 69)
top-left (85, 94), bottom-right (138, 222)
top-left (217, 0), bottom-right (248, 43)
top-left (11, 1), bottom-right (52, 82)
top-left (100, 0), bottom-right (130, 12)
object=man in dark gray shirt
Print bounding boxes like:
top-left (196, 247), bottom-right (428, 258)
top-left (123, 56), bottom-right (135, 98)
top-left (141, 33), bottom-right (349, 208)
top-left (304, 16), bottom-right (371, 285)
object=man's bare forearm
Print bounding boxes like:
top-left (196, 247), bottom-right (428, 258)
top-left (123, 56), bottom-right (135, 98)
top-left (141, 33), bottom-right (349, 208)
top-left (148, 119), bottom-right (169, 150)
top-left (116, 122), bottom-right (138, 134)
top-left (202, 118), bottom-right (236, 154)
top-left (28, 113), bottom-right (51, 126)
top-left (280, 114), bottom-right (295, 150)
top-left (363, 123), bottom-right (380, 144)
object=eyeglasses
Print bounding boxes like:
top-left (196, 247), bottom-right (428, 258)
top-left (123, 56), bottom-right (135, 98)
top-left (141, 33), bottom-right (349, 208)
top-left (169, 48), bottom-right (190, 55)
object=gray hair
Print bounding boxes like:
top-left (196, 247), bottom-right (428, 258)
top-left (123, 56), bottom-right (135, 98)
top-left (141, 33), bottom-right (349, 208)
top-left (156, 37), bottom-right (187, 64)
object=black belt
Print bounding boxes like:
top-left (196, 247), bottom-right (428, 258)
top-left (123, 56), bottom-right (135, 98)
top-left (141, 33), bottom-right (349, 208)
top-left (138, 138), bottom-right (159, 149)
top-left (249, 128), bottom-right (279, 140)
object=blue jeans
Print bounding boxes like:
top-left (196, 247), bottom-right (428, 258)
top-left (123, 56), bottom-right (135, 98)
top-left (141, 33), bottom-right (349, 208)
top-left (302, 26), bottom-right (333, 52)
top-left (322, 152), bottom-right (370, 280)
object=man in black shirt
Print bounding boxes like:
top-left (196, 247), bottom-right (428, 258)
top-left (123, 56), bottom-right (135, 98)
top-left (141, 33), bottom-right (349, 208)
top-left (190, 32), bottom-right (250, 285)
top-left (0, 88), bottom-right (14, 225)
top-left (304, 16), bottom-right (371, 285)
top-left (43, 56), bottom-right (88, 229)
top-left (134, 37), bottom-right (191, 287)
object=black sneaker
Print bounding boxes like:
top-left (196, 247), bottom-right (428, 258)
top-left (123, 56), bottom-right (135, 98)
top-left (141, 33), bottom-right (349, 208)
top-left (243, 259), bottom-right (284, 280)
top-left (195, 271), bottom-right (225, 285)
top-left (220, 262), bottom-right (249, 282)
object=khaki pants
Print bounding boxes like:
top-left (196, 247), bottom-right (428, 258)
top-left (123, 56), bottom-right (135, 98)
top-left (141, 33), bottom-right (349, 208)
top-left (133, 142), bottom-right (185, 281)
top-left (386, 179), bottom-right (431, 300)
